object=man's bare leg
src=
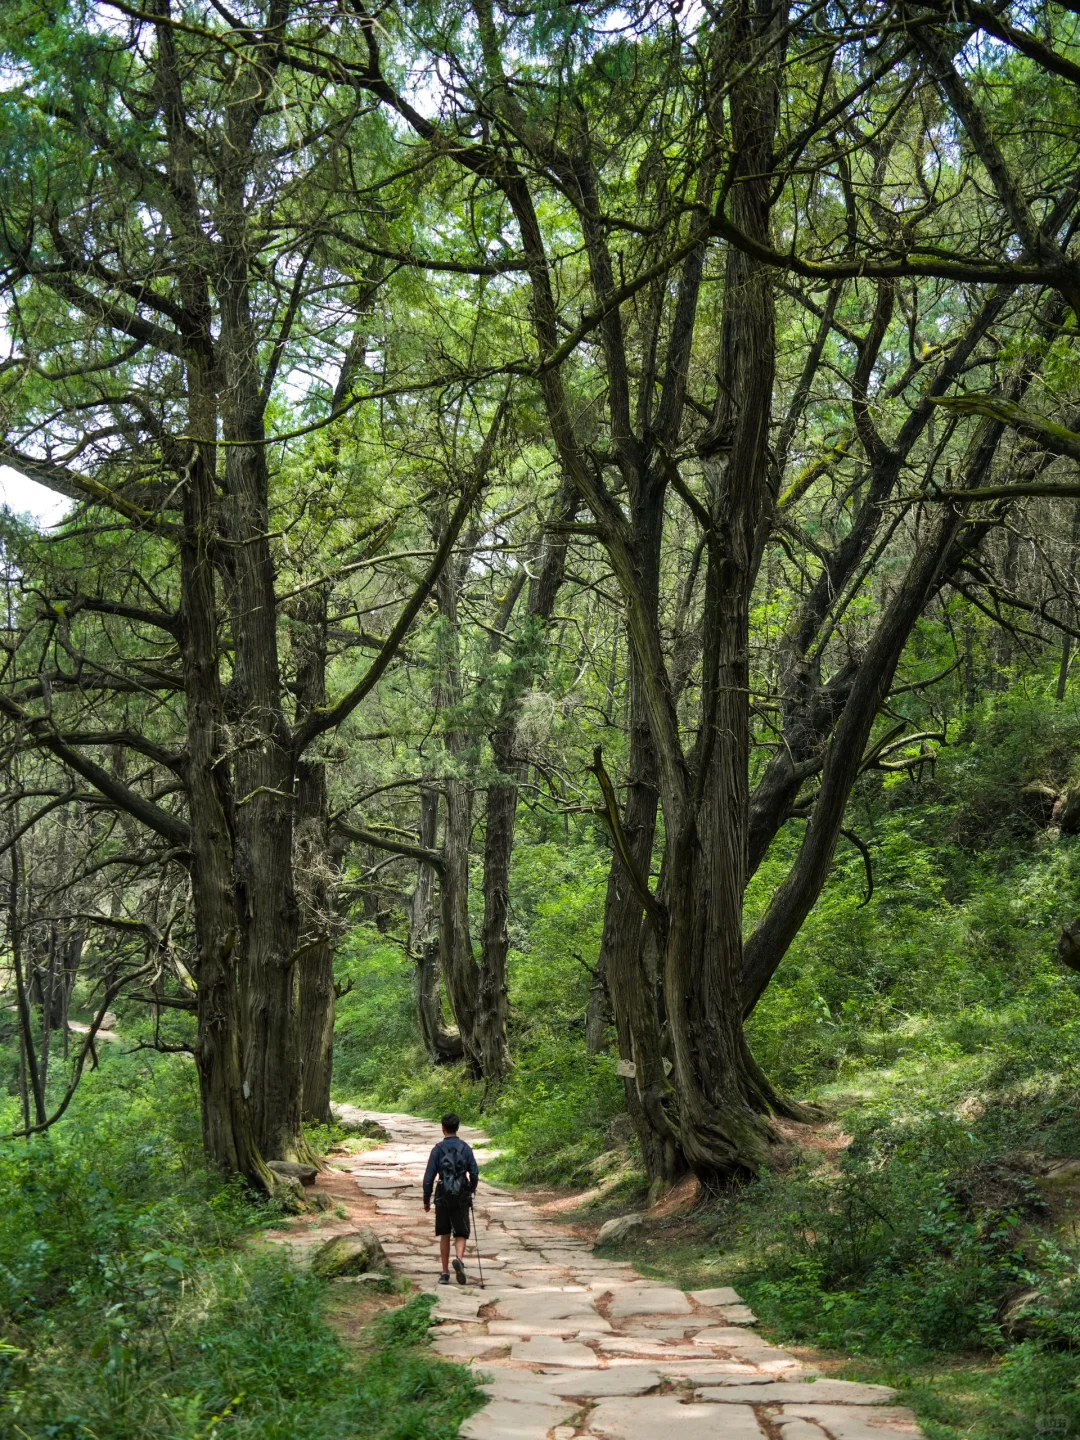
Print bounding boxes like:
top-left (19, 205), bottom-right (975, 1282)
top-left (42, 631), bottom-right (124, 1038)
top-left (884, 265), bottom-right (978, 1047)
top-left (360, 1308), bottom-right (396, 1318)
top-left (451, 1232), bottom-right (469, 1284)
top-left (440, 1234), bottom-right (451, 1274)
top-left (455, 1235), bottom-right (467, 1263)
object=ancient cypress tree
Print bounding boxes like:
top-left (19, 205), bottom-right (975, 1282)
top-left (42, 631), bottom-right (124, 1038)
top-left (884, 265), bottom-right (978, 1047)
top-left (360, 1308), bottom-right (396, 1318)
top-left (0, 0), bottom-right (495, 1180)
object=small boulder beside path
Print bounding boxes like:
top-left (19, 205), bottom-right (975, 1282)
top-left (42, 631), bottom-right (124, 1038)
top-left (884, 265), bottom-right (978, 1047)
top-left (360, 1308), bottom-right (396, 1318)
top-left (267, 1160), bottom-right (319, 1186)
top-left (310, 1228), bottom-right (389, 1279)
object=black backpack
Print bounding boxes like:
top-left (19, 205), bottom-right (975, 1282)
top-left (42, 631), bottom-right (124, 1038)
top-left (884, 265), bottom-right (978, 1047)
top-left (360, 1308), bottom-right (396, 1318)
top-left (437, 1138), bottom-right (470, 1197)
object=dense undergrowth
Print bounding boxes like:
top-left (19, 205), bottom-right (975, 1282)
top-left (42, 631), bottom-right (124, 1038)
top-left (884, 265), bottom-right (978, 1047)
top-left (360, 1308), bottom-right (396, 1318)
top-left (0, 1055), bottom-right (481, 1440)
top-left (336, 676), bottom-right (1080, 1439)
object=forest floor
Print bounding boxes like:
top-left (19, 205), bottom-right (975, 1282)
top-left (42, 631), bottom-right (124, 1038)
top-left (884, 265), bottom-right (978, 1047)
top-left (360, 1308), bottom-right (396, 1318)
top-left (273, 1109), bottom-right (928, 1440)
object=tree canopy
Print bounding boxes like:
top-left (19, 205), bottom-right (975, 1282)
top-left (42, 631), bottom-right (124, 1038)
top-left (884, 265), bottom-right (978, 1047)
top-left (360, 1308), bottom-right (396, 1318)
top-left (5, 0), bottom-right (1080, 1196)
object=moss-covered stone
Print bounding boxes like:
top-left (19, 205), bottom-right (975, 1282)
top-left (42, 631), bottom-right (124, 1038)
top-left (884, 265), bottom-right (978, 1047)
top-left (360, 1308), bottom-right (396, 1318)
top-left (310, 1229), bottom-right (389, 1278)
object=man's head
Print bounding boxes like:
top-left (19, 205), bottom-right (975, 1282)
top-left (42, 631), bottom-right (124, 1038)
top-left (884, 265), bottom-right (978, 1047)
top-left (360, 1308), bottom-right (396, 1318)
top-left (441, 1113), bottom-right (460, 1135)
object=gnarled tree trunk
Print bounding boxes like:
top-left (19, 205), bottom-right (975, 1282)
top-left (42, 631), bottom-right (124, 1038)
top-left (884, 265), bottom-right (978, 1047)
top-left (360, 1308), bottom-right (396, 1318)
top-left (292, 587), bottom-right (339, 1126)
top-left (473, 489), bottom-right (577, 1082)
top-left (180, 418), bottom-right (270, 1187)
top-left (440, 774), bottom-right (482, 1075)
top-left (475, 742), bottom-right (516, 1080)
top-left (410, 786), bottom-right (464, 1063)
top-left (219, 288), bottom-right (305, 1163)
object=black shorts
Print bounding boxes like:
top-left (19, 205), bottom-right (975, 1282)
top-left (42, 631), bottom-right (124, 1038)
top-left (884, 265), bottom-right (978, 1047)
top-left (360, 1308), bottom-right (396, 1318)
top-left (434, 1191), bottom-right (471, 1238)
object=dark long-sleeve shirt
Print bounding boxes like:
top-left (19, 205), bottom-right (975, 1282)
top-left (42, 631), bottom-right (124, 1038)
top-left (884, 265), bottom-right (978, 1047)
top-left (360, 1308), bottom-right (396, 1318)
top-left (423, 1135), bottom-right (479, 1205)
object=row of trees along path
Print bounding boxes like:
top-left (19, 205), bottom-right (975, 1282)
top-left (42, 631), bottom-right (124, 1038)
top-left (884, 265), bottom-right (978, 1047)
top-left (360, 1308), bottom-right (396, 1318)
top-left (12, 0), bottom-right (1080, 1199)
top-left (275, 1109), bottom-right (924, 1440)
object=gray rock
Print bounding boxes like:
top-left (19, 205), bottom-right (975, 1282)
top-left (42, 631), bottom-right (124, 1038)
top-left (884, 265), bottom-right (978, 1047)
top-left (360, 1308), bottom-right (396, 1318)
top-left (606, 1113), bottom-right (638, 1147)
top-left (487, 1318), bottom-right (612, 1336)
top-left (509, 1336), bottom-right (600, 1367)
top-left (776, 1425), bottom-right (829, 1440)
top-left (1055, 787), bottom-right (1080, 835)
top-left (595, 1213), bottom-right (645, 1246)
top-left (310, 1227), bottom-right (389, 1278)
top-left (274, 1174), bottom-right (308, 1211)
top-left (479, 1375), bottom-right (578, 1406)
top-left (777, 1404), bottom-right (919, 1439)
top-left (336, 1114), bottom-right (392, 1140)
top-left (267, 1160), bottom-right (319, 1186)
top-left (538, 1367), bottom-right (663, 1397)
top-left (312, 1190), bottom-right (334, 1212)
top-left (460, 1399), bottom-right (576, 1439)
top-left (608, 1285), bottom-right (692, 1318)
top-left (1037, 1159), bottom-right (1080, 1189)
top-left (430, 1336), bottom-right (511, 1359)
top-left (597, 1335), bottom-right (690, 1358)
top-left (495, 1291), bottom-right (602, 1323)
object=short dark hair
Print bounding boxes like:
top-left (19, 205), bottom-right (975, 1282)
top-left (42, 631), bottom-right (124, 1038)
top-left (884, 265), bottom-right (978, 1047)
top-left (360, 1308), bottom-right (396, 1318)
top-left (441, 1113), bottom-right (460, 1133)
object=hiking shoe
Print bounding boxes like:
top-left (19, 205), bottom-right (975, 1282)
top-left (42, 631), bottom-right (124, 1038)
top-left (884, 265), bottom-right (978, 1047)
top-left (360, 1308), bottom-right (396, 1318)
top-left (438, 1272), bottom-right (450, 1284)
top-left (452, 1258), bottom-right (466, 1286)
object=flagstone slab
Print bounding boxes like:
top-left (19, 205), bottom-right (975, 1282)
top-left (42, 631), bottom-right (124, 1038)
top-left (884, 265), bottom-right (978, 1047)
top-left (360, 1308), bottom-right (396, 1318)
top-left (608, 1286), bottom-right (694, 1318)
top-left (696, 1382), bottom-right (898, 1405)
top-left (488, 1322), bottom-right (593, 1338)
top-left (693, 1327), bottom-right (766, 1347)
top-left (716, 1305), bottom-right (758, 1325)
top-left (691, 1288), bottom-right (743, 1307)
top-left (656, 1361), bottom-right (772, 1380)
top-left (740, 1352), bottom-right (803, 1372)
top-left (479, 1375), bottom-right (578, 1406)
top-left (431, 1299), bottom-right (484, 1321)
top-left (597, 1337), bottom-right (701, 1359)
top-left (496, 1293), bottom-right (604, 1323)
top-left (586, 1396), bottom-right (767, 1439)
top-left (460, 1399), bottom-right (577, 1439)
top-left (636, 1322), bottom-right (701, 1338)
top-left (776, 1425), bottom-right (830, 1440)
top-left (431, 1336), bottom-right (512, 1360)
top-left (510, 1336), bottom-right (601, 1367)
top-left (537, 1366), bottom-right (663, 1397)
top-left (778, 1406), bottom-right (920, 1435)
top-left (489, 1318), bottom-right (612, 1337)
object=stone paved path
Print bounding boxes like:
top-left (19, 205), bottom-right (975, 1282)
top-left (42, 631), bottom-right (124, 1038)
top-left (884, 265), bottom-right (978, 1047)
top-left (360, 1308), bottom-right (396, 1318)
top-left (304, 1108), bottom-right (927, 1440)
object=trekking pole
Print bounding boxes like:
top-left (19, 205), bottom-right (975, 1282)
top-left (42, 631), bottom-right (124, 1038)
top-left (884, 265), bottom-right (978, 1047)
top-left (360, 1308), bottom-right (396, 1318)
top-left (470, 1196), bottom-right (486, 1290)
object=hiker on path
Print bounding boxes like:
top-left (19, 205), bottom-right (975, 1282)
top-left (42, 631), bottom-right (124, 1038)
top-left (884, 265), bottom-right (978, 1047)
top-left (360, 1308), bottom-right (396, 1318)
top-left (423, 1113), bottom-right (479, 1285)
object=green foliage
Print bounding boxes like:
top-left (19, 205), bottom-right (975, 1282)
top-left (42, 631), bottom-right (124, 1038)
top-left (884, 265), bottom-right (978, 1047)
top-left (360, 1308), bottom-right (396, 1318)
top-left (734, 1111), bottom-right (1033, 1358)
top-left (0, 1051), bottom-right (481, 1440)
top-left (989, 1343), bottom-right (1080, 1439)
top-left (747, 689), bottom-right (1080, 1091)
top-left (334, 835), bottom-right (629, 1185)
